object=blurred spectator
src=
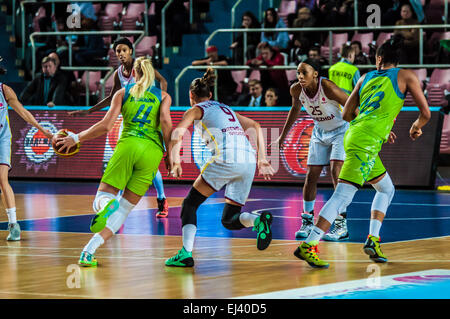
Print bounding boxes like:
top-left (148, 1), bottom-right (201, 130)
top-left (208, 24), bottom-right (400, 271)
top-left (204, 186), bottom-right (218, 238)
top-left (328, 44), bottom-right (360, 95)
top-left (312, 0), bottom-right (338, 34)
top-left (73, 17), bottom-right (107, 67)
top-left (192, 45), bottom-right (237, 104)
top-left (48, 51), bottom-right (77, 104)
top-left (336, 0), bottom-right (354, 27)
top-left (247, 42), bottom-right (290, 105)
top-left (350, 40), bottom-right (370, 66)
top-left (148, 0), bottom-right (188, 46)
top-left (236, 79), bottom-right (265, 106)
top-left (264, 88), bottom-right (279, 107)
top-left (260, 8), bottom-right (289, 51)
top-left (394, 3), bottom-right (420, 64)
top-left (288, 38), bottom-right (309, 66)
top-left (297, 0), bottom-right (317, 11)
top-left (20, 57), bottom-right (71, 106)
top-left (291, 7), bottom-right (316, 50)
top-left (230, 11), bottom-right (261, 65)
top-left (308, 46), bottom-right (328, 76)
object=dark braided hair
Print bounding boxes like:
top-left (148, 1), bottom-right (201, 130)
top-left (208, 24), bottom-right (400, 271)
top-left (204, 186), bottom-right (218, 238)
top-left (376, 35), bottom-right (403, 66)
top-left (189, 68), bottom-right (216, 98)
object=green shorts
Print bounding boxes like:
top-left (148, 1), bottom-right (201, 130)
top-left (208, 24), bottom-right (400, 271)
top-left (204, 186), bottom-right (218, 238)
top-left (101, 136), bottom-right (163, 196)
top-left (338, 128), bottom-right (386, 187)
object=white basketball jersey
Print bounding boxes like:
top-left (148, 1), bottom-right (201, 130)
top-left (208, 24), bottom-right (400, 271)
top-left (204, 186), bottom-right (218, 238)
top-left (0, 83), bottom-right (11, 141)
top-left (117, 65), bottom-right (135, 88)
top-left (299, 77), bottom-right (346, 131)
top-left (194, 100), bottom-right (255, 163)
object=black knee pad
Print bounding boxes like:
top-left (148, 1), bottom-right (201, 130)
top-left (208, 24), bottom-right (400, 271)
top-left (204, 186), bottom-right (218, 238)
top-left (221, 203), bottom-right (244, 230)
top-left (180, 187), bottom-right (208, 227)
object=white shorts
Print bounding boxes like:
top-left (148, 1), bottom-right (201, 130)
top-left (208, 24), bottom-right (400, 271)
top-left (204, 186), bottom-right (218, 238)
top-left (0, 138), bottom-right (11, 167)
top-left (307, 122), bottom-right (348, 166)
top-left (201, 152), bottom-right (256, 206)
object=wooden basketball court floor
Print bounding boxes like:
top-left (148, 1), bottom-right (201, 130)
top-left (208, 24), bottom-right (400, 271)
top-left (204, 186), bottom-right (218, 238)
top-left (0, 180), bottom-right (449, 299)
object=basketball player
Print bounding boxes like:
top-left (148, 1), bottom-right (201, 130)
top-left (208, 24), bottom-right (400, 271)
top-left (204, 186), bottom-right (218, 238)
top-left (165, 69), bottom-right (275, 267)
top-left (68, 38), bottom-right (170, 218)
top-left (294, 38), bottom-right (431, 268)
top-left (0, 61), bottom-right (53, 241)
top-left (272, 59), bottom-right (351, 242)
top-left (56, 57), bottom-right (173, 267)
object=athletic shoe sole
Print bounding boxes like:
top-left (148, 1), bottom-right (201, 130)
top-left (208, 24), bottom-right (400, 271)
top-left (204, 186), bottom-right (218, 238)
top-left (156, 212), bottom-right (168, 218)
top-left (165, 257), bottom-right (194, 267)
top-left (257, 212), bottom-right (273, 250)
top-left (90, 199), bottom-right (120, 233)
top-left (363, 247), bottom-right (387, 263)
top-left (322, 233), bottom-right (350, 242)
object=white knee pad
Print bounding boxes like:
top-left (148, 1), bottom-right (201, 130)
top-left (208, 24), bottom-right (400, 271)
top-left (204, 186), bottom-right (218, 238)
top-left (93, 191), bottom-right (116, 213)
top-left (371, 173), bottom-right (395, 214)
top-left (105, 196), bottom-right (135, 234)
top-left (319, 183), bottom-right (357, 224)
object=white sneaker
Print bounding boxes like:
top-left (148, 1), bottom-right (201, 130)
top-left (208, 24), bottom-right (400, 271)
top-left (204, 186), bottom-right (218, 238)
top-left (295, 212), bottom-right (314, 238)
top-left (323, 215), bottom-right (349, 241)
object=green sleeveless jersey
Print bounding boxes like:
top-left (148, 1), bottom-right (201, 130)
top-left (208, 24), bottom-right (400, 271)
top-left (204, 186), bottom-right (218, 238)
top-left (120, 83), bottom-right (164, 150)
top-left (350, 68), bottom-right (405, 142)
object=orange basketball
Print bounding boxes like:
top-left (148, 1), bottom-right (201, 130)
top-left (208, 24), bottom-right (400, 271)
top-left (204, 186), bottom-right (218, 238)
top-left (52, 129), bottom-right (81, 158)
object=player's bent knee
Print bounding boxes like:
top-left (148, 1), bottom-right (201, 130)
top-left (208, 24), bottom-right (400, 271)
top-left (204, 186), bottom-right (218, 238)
top-left (105, 210), bottom-right (128, 234)
top-left (180, 187), bottom-right (207, 227)
top-left (371, 173), bottom-right (395, 214)
top-left (221, 203), bottom-right (244, 230)
top-left (319, 183), bottom-right (357, 223)
top-left (92, 191), bottom-right (116, 213)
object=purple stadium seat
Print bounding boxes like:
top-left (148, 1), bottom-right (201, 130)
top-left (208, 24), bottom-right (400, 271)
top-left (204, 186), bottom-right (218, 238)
top-left (135, 36), bottom-right (157, 57)
top-left (81, 71), bottom-right (101, 94)
top-left (321, 33), bottom-right (348, 63)
top-left (32, 6), bottom-right (46, 32)
top-left (376, 32), bottom-right (393, 47)
top-left (351, 32), bottom-right (374, 55)
top-left (278, 0), bottom-right (296, 25)
top-left (286, 69), bottom-right (297, 82)
top-left (426, 68), bottom-right (450, 105)
top-left (249, 70), bottom-right (260, 81)
top-left (231, 70), bottom-right (247, 94)
top-left (107, 48), bottom-right (120, 68)
top-left (440, 114), bottom-right (450, 154)
top-left (122, 3), bottom-right (145, 30)
top-left (99, 3), bottom-right (123, 30)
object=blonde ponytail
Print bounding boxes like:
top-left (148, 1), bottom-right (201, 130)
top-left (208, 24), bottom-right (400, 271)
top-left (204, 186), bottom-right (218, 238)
top-left (129, 57), bottom-right (155, 99)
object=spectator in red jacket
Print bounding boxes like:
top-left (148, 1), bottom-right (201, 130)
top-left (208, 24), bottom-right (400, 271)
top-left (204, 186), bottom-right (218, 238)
top-left (247, 42), bottom-right (290, 105)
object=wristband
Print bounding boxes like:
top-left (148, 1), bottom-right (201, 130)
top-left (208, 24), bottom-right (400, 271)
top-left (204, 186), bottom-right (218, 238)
top-left (67, 131), bottom-right (79, 144)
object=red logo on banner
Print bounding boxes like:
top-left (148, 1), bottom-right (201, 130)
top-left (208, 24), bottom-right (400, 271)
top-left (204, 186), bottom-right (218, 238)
top-left (280, 118), bottom-right (314, 176)
top-left (31, 130), bottom-right (51, 155)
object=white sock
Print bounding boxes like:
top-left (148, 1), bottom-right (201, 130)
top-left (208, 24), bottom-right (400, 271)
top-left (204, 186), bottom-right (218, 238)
top-left (239, 212), bottom-right (259, 227)
top-left (305, 226), bottom-right (325, 244)
top-left (182, 224), bottom-right (197, 252)
top-left (369, 219), bottom-right (382, 238)
top-left (83, 233), bottom-right (105, 255)
top-left (6, 207), bottom-right (16, 224)
top-left (303, 200), bottom-right (315, 213)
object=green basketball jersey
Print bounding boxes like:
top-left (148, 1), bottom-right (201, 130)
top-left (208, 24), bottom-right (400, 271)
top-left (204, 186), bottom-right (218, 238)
top-left (350, 67), bottom-right (405, 142)
top-left (120, 83), bottom-right (164, 150)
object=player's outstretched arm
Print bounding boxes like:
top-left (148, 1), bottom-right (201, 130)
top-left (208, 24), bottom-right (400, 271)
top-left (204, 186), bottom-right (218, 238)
top-left (68, 71), bottom-right (121, 117)
top-left (235, 113), bottom-right (275, 180)
top-left (169, 106), bottom-right (203, 178)
top-left (159, 91), bottom-right (173, 172)
top-left (342, 75), bottom-right (365, 122)
top-left (270, 82), bottom-right (302, 149)
top-left (402, 69), bottom-right (431, 140)
top-left (56, 88), bottom-right (123, 153)
top-left (322, 78), bottom-right (350, 106)
top-left (3, 84), bottom-right (53, 140)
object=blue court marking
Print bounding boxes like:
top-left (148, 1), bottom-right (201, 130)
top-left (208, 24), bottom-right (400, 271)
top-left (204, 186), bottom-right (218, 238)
top-left (3, 182), bottom-right (450, 243)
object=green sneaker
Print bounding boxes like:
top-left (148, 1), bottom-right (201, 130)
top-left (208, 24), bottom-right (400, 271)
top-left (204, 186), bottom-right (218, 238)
top-left (78, 251), bottom-right (98, 267)
top-left (90, 199), bottom-right (119, 233)
top-left (6, 223), bottom-right (21, 241)
top-left (363, 235), bottom-right (388, 263)
top-left (293, 241), bottom-right (329, 268)
top-left (253, 212), bottom-right (273, 250)
top-left (165, 247), bottom-right (194, 267)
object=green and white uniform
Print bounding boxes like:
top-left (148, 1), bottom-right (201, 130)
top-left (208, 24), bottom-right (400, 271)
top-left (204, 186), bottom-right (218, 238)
top-left (339, 68), bottom-right (405, 186)
top-left (101, 83), bottom-right (164, 196)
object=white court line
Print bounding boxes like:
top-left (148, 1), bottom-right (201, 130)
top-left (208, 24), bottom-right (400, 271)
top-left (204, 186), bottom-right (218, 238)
top-left (271, 215), bottom-right (450, 221)
top-left (0, 252), bottom-right (449, 263)
top-left (253, 199), bottom-right (450, 207)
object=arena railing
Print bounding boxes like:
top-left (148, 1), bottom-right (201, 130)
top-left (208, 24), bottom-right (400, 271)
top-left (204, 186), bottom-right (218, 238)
top-left (231, 0), bottom-right (448, 33)
top-left (205, 24), bottom-right (450, 65)
top-left (19, 0), bottom-right (152, 60)
top-left (29, 30), bottom-right (145, 78)
top-left (174, 63), bottom-right (450, 106)
top-left (60, 66), bottom-right (114, 106)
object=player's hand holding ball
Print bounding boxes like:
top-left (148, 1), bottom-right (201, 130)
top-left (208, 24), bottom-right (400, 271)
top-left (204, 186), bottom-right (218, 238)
top-left (53, 129), bottom-right (81, 157)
